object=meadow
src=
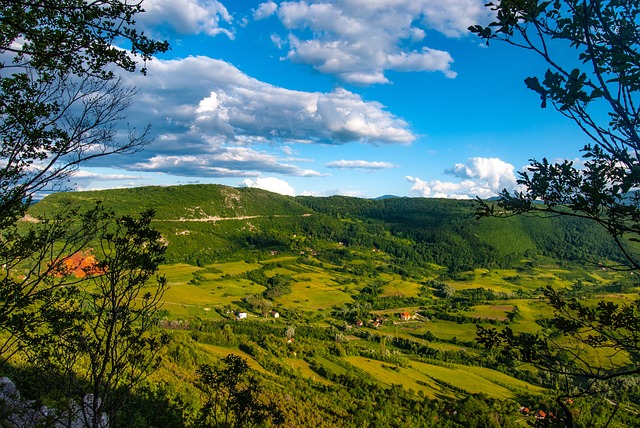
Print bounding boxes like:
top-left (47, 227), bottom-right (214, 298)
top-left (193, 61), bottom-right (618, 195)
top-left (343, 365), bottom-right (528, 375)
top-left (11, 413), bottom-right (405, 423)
top-left (149, 253), bottom-right (638, 410)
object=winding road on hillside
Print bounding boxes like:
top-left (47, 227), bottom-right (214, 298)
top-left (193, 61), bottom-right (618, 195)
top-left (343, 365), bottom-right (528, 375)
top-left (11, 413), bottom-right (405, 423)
top-left (157, 213), bottom-right (312, 222)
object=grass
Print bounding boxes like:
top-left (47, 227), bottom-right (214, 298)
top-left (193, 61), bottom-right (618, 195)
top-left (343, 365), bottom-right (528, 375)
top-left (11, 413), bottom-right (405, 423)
top-left (197, 343), bottom-right (268, 373)
top-left (414, 320), bottom-right (481, 342)
top-left (313, 356), bottom-right (351, 377)
top-left (467, 304), bottom-right (515, 321)
top-left (282, 358), bottom-right (333, 385)
top-left (344, 356), bottom-right (447, 399)
top-left (381, 278), bottom-right (422, 298)
top-left (208, 260), bottom-right (262, 276)
top-left (410, 360), bottom-right (545, 399)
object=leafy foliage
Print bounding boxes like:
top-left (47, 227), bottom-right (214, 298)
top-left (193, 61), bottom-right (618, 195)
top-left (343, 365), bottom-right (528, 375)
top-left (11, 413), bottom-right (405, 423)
top-left (0, 204), bottom-right (110, 364)
top-left (28, 210), bottom-right (169, 426)
top-left (470, 1), bottom-right (640, 425)
top-left (197, 355), bottom-right (283, 428)
top-left (471, 0), bottom-right (640, 271)
top-left (0, 0), bottom-right (168, 224)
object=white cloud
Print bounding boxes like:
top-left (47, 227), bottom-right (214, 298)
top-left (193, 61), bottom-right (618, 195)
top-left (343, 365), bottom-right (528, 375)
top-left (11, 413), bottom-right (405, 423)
top-left (301, 188), bottom-right (365, 197)
top-left (128, 147), bottom-right (323, 178)
top-left (326, 160), bottom-right (396, 170)
top-left (254, 1), bottom-right (278, 20)
top-left (445, 157), bottom-right (517, 191)
top-left (131, 56), bottom-right (414, 147)
top-left (242, 177), bottom-right (296, 196)
top-left (267, 0), bottom-right (492, 84)
top-left (98, 54), bottom-right (416, 179)
top-left (67, 169), bottom-right (148, 191)
top-left (72, 170), bottom-right (142, 180)
top-left (138, 0), bottom-right (233, 38)
top-left (406, 157), bottom-right (519, 199)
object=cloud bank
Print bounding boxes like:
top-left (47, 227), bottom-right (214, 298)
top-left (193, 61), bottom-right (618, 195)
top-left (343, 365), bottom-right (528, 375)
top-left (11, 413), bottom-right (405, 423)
top-left (325, 160), bottom-right (396, 171)
top-left (258, 0), bottom-right (492, 84)
top-left (407, 157), bottom-right (518, 199)
top-left (105, 56), bottom-right (414, 179)
top-left (241, 177), bottom-right (296, 196)
top-left (138, 0), bottom-right (234, 38)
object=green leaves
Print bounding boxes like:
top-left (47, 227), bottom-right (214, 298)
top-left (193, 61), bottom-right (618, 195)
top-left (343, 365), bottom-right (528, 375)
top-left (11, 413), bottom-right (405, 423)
top-left (197, 355), bottom-right (283, 428)
top-left (0, 1), bottom-right (168, 78)
top-left (0, 1), bottom-right (168, 224)
top-left (471, 0), bottom-right (640, 415)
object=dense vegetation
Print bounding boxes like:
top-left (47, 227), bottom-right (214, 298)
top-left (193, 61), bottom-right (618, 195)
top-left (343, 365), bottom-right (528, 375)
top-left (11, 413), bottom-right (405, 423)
top-left (4, 184), bottom-right (636, 427)
top-left (31, 185), bottom-right (635, 272)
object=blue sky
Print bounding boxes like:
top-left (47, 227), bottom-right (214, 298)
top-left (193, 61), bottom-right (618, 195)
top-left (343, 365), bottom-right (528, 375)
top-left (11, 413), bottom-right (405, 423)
top-left (75, 0), bottom-right (588, 199)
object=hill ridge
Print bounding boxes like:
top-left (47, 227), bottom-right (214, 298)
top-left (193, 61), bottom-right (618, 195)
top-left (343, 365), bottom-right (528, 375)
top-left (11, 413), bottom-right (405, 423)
top-left (30, 183), bottom-right (636, 270)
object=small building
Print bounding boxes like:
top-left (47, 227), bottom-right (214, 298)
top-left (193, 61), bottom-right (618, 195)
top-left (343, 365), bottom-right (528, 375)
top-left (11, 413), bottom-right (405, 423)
top-left (400, 311), bottom-right (411, 321)
top-left (271, 310), bottom-right (280, 318)
top-left (236, 312), bottom-right (248, 319)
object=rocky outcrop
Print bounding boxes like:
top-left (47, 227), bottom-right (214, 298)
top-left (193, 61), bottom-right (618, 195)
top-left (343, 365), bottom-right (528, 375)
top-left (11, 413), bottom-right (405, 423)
top-left (0, 377), bottom-right (108, 428)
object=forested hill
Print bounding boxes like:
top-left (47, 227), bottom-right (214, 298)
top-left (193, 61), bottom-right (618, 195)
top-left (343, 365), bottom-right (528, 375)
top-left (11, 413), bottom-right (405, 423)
top-left (31, 184), bottom-right (634, 272)
top-left (30, 184), bottom-right (311, 219)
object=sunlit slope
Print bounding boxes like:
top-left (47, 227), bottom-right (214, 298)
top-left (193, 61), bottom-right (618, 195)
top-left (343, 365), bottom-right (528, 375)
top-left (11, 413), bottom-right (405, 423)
top-left (31, 184), bottom-right (637, 269)
top-left (31, 184), bottom-right (310, 219)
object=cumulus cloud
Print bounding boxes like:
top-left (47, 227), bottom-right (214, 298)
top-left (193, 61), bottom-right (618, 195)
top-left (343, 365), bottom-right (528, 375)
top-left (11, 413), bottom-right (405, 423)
top-left (445, 157), bottom-right (517, 191)
top-left (133, 56), bottom-right (414, 146)
top-left (241, 177), bottom-right (296, 196)
top-left (138, 0), bottom-right (233, 38)
top-left (128, 147), bottom-right (323, 178)
top-left (301, 188), bottom-right (365, 197)
top-left (254, 1), bottom-right (278, 20)
top-left (325, 160), bottom-right (396, 171)
top-left (105, 55), bottom-right (415, 178)
top-left (67, 169), bottom-right (147, 191)
top-left (72, 170), bottom-right (143, 181)
top-left (260, 0), bottom-right (492, 84)
top-left (406, 157), bottom-right (518, 199)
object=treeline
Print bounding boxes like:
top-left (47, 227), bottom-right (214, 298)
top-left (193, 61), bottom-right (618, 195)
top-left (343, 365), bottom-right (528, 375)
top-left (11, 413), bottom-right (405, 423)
top-left (32, 185), bottom-right (640, 272)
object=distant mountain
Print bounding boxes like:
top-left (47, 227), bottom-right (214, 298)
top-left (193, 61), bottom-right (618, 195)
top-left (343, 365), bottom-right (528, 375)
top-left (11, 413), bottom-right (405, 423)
top-left (30, 184), bottom-right (636, 272)
top-left (373, 195), bottom-right (405, 200)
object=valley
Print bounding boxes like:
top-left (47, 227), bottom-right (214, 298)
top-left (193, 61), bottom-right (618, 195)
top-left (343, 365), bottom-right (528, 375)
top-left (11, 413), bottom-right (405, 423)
top-left (8, 184), bottom-right (640, 426)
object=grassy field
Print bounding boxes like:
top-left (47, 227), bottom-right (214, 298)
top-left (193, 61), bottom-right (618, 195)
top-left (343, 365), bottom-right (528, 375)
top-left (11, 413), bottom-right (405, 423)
top-left (412, 320), bottom-right (482, 343)
top-left (198, 343), bottom-right (268, 373)
top-left (467, 304), bottom-right (514, 321)
top-left (410, 360), bottom-right (544, 400)
top-left (277, 281), bottom-right (352, 312)
top-left (145, 257), bottom-right (631, 409)
top-left (344, 356), bottom-right (448, 399)
top-left (282, 358), bottom-right (334, 385)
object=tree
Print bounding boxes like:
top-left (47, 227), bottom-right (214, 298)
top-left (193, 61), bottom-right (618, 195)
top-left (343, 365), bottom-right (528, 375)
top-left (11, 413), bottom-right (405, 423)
top-left (0, 0), bottom-right (168, 360)
top-left (196, 355), bottom-right (283, 428)
top-left (29, 210), bottom-right (169, 428)
top-left (0, 203), bottom-right (110, 365)
top-left (0, 0), bottom-right (169, 223)
top-left (0, 3), bottom-right (170, 424)
top-left (471, 0), bottom-right (640, 270)
top-left (470, 1), bottom-right (640, 425)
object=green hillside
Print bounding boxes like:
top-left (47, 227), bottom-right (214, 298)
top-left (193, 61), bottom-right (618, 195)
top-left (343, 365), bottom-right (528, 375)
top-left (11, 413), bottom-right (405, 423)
top-left (8, 184), bottom-right (638, 426)
top-left (30, 184), bottom-right (311, 219)
top-left (31, 184), bottom-right (634, 271)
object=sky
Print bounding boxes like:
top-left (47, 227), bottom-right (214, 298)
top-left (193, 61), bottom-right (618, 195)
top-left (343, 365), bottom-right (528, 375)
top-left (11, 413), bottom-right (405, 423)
top-left (74, 0), bottom-right (589, 199)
